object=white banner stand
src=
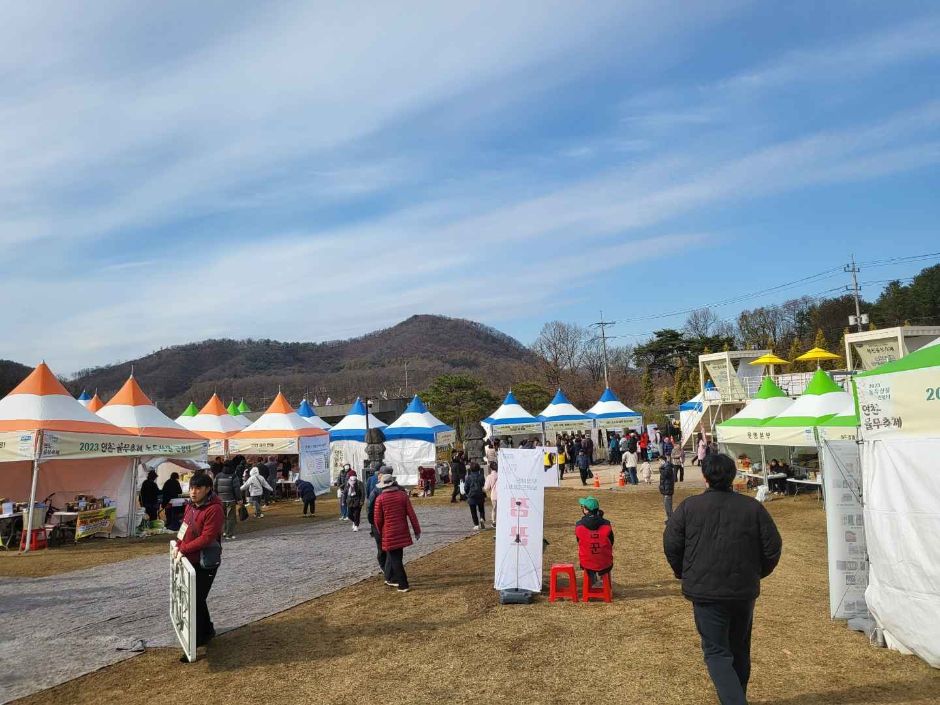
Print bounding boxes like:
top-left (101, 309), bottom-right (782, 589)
top-left (494, 449), bottom-right (545, 596)
top-left (170, 541), bottom-right (196, 662)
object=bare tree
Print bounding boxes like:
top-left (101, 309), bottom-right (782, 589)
top-left (531, 321), bottom-right (589, 387)
top-left (581, 338), bottom-right (605, 385)
top-left (684, 308), bottom-right (722, 338)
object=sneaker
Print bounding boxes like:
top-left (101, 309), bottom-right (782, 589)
top-left (352, 525), bottom-right (359, 532)
top-left (490, 522), bottom-right (497, 529)
top-left (384, 581), bottom-right (399, 587)
top-left (227, 535), bottom-right (236, 540)
top-left (473, 524), bottom-right (480, 530)
top-left (258, 513), bottom-right (265, 518)
top-left (397, 587), bottom-right (410, 593)
top-left (339, 517), bottom-right (344, 521)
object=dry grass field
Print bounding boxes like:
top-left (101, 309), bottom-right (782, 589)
top-left (13, 478), bottom-right (939, 705)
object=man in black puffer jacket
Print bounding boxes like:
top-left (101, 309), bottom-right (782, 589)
top-left (663, 453), bottom-right (782, 705)
top-left (213, 462), bottom-right (243, 540)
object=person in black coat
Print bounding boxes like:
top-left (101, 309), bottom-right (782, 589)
top-left (161, 472), bottom-right (184, 530)
top-left (663, 453), bottom-right (782, 705)
top-left (450, 452), bottom-right (467, 503)
top-left (296, 479), bottom-right (317, 516)
top-left (139, 470), bottom-right (160, 521)
top-left (658, 461), bottom-right (676, 521)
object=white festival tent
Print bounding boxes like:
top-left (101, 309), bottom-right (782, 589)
top-left (482, 390), bottom-right (543, 440)
top-left (854, 338), bottom-right (940, 667)
top-left (586, 387), bottom-right (643, 432)
top-left (296, 398), bottom-right (332, 431)
top-left (383, 395), bottom-right (456, 486)
top-left (186, 393), bottom-right (247, 456)
top-left (0, 364), bottom-right (200, 545)
top-left (229, 393), bottom-right (332, 496)
top-left (96, 375), bottom-right (209, 532)
top-left (328, 398), bottom-right (387, 479)
top-left (537, 389), bottom-right (592, 439)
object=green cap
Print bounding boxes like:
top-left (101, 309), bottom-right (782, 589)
top-left (579, 496), bottom-right (599, 511)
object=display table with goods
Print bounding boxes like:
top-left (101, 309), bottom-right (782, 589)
top-left (0, 500), bottom-right (28, 550)
top-left (276, 478), bottom-right (297, 499)
top-left (49, 496), bottom-right (118, 542)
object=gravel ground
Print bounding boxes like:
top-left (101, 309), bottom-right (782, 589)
top-left (0, 504), bottom-right (472, 704)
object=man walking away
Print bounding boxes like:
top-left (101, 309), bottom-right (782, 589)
top-left (240, 466), bottom-right (273, 518)
top-left (622, 448), bottom-right (638, 486)
top-left (373, 473), bottom-right (422, 592)
top-left (464, 462), bottom-right (487, 530)
top-left (450, 451), bottom-right (467, 503)
top-left (213, 461), bottom-right (242, 539)
top-left (575, 449), bottom-right (591, 486)
top-left (663, 453), bottom-right (782, 705)
top-left (296, 478), bottom-right (317, 516)
top-left (658, 460), bottom-right (675, 521)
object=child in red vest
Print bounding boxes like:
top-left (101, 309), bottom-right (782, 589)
top-left (575, 496), bottom-right (614, 588)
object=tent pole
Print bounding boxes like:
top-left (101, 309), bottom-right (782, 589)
top-left (23, 430), bottom-right (44, 554)
top-left (128, 459), bottom-right (140, 536)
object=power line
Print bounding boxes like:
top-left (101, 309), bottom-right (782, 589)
top-left (591, 311), bottom-right (616, 388)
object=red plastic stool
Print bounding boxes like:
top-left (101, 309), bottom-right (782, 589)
top-left (582, 571), bottom-right (612, 602)
top-left (20, 527), bottom-right (48, 552)
top-left (548, 563), bottom-right (578, 602)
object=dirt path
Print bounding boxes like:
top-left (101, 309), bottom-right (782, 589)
top-left (0, 503), bottom-right (472, 704)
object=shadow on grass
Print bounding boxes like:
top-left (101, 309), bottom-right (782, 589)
top-left (755, 676), bottom-right (940, 704)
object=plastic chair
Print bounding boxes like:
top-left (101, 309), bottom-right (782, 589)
top-left (582, 571), bottom-right (612, 602)
top-left (20, 527), bottom-right (48, 552)
top-left (548, 563), bottom-right (578, 603)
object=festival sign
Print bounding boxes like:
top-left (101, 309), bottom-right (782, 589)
top-left (593, 416), bottom-right (643, 431)
top-left (819, 439), bottom-right (869, 620)
top-left (75, 507), bottom-right (118, 540)
top-left (170, 542), bottom-right (196, 663)
top-left (40, 432), bottom-right (206, 460)
top-left (854, 371), bottom-right (935, 439)
top-left (494, 448), bottom-right (545, 593)
top-left (299, 434), bottom-right (331, 496)
top-left (0, 431), bottom-right (37, 461)
top-left (853, 340), bottom-right (900, 370)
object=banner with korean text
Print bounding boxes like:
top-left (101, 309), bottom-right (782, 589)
top-left (299, 435), bottom-right (331, 496)
top-left (494, 448), bottom-right (545, 592)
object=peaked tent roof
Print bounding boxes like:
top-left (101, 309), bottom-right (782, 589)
top-left (237, 398), bottom-right (251, 413)
top-left (679, 392), bottom-right (703, 412)
top-left (0, 362), bottom-right (133, 435)
top-left (226, 400), bottom-right (240, 416)
top-left (482, 390), bottom-right (541, 428)
top-left (76, 390), bottom-right (92, 407)
top-left (586, 387), bottom-right (641, 419)
top-left (763, 368), bottom-right (850, 427)
top-left (296, 398), bottom-right (332, 430)
top-left (97, 376), bottom-right (206, 440)
top-left (87, 393), bottom-right (104, 413)
top-left (384, 395), bottom-right (455, 442)
top-left (329, 397), bottom-right (387, 441)
top-left (187, 393), bottom-right (248, 438)
top-left (719, 377), bottom-right (794, 427)
top-left (538, 389), bottom-right (590, 423)
top-left (180, 401), bottom-right (199, 417)
top-left (230, 392), bottom-right (329, 439)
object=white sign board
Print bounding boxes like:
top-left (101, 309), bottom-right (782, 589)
top-left (819, 440), bottom-right (869, 620)
top-left (170, 542), bottom-right (196, 662)
top-left (299, 434), bottom-right (331, 496)
top-left (494, 449), bottom-right (545, 592)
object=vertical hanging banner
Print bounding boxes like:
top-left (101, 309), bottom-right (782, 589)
top-left (820, 439), bottom-right (869, 619)
top-left (536, 447), bottom-right (561, 488)
top-left (300, 435), bottom-right (331, 496)
top-left (494, 449), bottom-right (545, 592)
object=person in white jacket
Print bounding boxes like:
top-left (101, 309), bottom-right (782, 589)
top-left (241, 466), bottom-right (273, 518)
top-left (483, 462), bottom-right (498, 529)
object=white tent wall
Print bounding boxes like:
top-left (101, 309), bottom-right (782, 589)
top-left (329, 440), bottom-right (368, 480)
top-left (862, 438), bottom-right (940, 667)
top-left (679, 399), bottom-right (705, 449)
top-left (0, 457), bottom-right (136, 537)
top-left (383, 439), bottom-right (433, 486)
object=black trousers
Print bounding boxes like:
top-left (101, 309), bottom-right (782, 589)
top-left (469, 499), bottom-right (486, 526)
top-left (675, 463), bottom-right (685, 482)
top-left (693, 600), bottom-right (755, 705)
top-left (347, 504), bottom-right (362, 526)
top-left (303, 497), bottom-right (316, 515)
top-left (194, 566), bottom-right (217, 646)
top-left (373, 530), bottom-right (387, 571)
top-left (579, 468), bottom-right (589, 485)
top-left (451, 480), bottom-right (464, 502)
top-left (383, 547), bottom-right (408, 589)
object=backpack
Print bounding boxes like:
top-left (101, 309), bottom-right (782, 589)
top-left (464, 472), bottom-right (484, 498)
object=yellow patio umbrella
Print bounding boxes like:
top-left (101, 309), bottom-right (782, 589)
top-left (748, 352), bottom-right (790, 378)
top-left (796, 346), bottom-right (842, 369)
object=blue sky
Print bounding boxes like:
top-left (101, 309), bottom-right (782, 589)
top-left (1, 1), bottom-right (938, 373)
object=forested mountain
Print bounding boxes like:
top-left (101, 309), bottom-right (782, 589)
top-left (0, 360), bottom-right (32, 398)
top-left (68, 315), bottom-right (538, 414)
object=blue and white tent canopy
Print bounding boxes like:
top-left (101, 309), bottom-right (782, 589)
top-left (538, 389), bottom-right (591, 420)
top-left (384, 395), bottom-right (455, 443)
top-left (482, 390), bottom-right (542, 434)
top-left (328, 397), bottom-right (387, 441)
top-left (77, 389), bottom-right (92, 408)
top-left (296, 398), bottom-right (332, 431)
top-left (586, 387), bottom-right (643, 430)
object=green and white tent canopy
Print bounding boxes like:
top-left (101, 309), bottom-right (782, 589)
top-left (716, 377), bottom-right (794, 445)
top-left (815, 397), bottom-right (859, 442)
top-left (175, 401), bottom-right (200, 428)
top-left (758, 368), bottom-right (852, 447)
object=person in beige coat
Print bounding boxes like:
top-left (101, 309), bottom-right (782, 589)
top-left (483, 462), bottom-right (498, 528)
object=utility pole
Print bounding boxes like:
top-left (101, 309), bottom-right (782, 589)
top-left (404, 361), bottom-right (409, 397)
top-left (591, 311), bottom-right (615, 388)
top-left (845, 254), bottom-right (863, 332)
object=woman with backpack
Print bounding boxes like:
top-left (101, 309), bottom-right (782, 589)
top-left (240, 466), bottom-right (273, 518)
top-left (464, 462), bottom-right (487, 530)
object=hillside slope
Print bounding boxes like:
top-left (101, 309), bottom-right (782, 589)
top-left (69, 315), bottom-right (537, 413)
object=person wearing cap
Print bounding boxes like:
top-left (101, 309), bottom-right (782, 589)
top-left (575, 496), bottom-right (614, 589)
top-left (373, 472), bottom-right (421, 592)
top-left (342, 469), bottom-right (365, 532)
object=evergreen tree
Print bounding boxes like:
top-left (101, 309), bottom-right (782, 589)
top-left (641, 369), bottom-right (655, 406)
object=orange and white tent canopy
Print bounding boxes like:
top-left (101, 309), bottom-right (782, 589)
top-left (229, 392), bottom-right (329, 455)
top-left (187, 393), bottom-right (247, 455)
top-left (0, 362), bottom-right (143, 461)
top-left (87, 393), bottom-right (104, 413)
top-left (96, 376), bottom-right (208, 460)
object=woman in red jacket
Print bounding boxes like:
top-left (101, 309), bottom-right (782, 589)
top-left (373, 473), bottom-right (421, 592)
top-left (173, 473), bottom-right (224, 653)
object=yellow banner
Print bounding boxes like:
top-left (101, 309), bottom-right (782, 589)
top-left (0, 431), bottom-right (37, 461)
top-left (228, 438), bottom-right (297, 455)
top-left (855, 368), bottom-right (940, 439)
top-left (75, 507), bottom-right (117, 540)
top-left (41, 432), bottom-right (207, 460)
